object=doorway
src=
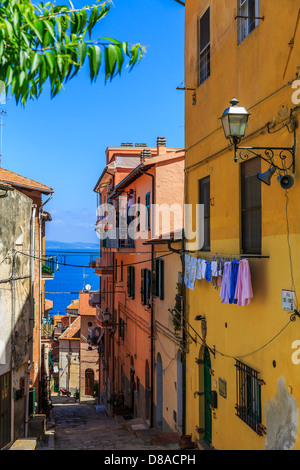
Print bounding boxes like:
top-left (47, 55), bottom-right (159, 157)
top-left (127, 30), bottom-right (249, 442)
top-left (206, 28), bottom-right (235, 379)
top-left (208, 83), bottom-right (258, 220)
top-left (85, 369), bottom-right (94, 396)
top-left (203, 347), bottom-right (212, 446)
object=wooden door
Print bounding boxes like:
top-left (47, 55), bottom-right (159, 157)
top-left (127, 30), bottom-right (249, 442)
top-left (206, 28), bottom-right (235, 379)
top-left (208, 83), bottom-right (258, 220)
top-left (204, 348), bottom-right (212, 445)
top-left (85, 369), bottom-right (94, 396)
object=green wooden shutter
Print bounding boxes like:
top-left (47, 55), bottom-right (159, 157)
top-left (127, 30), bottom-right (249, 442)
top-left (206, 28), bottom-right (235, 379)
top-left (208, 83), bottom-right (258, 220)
top-left (141, 269), bottom-right (145, 305)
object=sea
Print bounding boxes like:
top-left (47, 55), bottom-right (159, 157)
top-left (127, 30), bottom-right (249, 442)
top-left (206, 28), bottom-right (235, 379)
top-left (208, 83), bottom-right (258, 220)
top-left (45, 241), bottom-right (100, 318)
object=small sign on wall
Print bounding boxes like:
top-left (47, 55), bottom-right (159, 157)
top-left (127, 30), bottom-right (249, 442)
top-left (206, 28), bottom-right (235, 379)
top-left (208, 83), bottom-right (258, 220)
top-left (282, 290), bottom-right (295, 312)
top-left (218, 378), bottom-right (227, 399)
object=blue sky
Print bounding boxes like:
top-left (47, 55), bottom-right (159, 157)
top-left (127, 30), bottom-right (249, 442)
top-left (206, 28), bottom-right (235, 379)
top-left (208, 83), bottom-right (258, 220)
top-left (1, 0), bottom-right (185, 244)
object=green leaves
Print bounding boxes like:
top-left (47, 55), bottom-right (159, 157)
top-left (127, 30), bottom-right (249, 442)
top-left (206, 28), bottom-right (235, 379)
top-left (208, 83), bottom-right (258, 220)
top-left (0, 0), bottom-right (145, 105)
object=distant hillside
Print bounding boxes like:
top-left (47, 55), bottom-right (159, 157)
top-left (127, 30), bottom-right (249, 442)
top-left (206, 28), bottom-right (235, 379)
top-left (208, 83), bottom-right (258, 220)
top-left (46, 240), bottom-right (99, 250)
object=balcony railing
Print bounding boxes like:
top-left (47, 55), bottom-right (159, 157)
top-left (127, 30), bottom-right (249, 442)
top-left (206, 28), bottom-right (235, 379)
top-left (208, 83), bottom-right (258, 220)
top-left (101, 228), bottom-right (135, 250)
top-left (89, 292), bottom-right (101, 307)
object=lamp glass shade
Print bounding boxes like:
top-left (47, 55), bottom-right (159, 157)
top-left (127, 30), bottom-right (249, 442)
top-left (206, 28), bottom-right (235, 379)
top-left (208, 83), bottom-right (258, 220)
top-left (221, 99), bottom-right (250, 140)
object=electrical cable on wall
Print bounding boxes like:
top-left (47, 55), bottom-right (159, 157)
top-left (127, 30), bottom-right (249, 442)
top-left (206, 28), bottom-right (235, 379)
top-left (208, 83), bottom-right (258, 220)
top-left (13, 249), bottom-right (175, 270)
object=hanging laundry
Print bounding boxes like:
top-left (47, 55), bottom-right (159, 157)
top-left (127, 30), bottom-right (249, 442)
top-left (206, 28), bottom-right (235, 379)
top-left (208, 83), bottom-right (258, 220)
top-left (220, 261), bottom-right (232, 304)
top-left (229, 259), bottom-right (239, 304)
top-left (184, 254), bottom-right (192, 287)
top-left (211, 260), bottom-right (218, 278)
top-left (234, 258), bottom-right (253, 306)
top-left (186, 257), bottom-right (198, 290)
top-left (205, 260), bottom-right (211, 282)
top-left (210, 260), bottom-right (219, 289)
top-left (196, 259), bottom-right (203, 280)
top-left (201, 259), bottom-right (207, 279)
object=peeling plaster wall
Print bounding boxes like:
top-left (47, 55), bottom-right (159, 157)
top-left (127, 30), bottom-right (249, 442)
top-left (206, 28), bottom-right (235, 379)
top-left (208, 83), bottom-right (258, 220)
top-left (264, 377), bottom-right (298, 450)
top-left (0, 188), bottom-right (32, 443)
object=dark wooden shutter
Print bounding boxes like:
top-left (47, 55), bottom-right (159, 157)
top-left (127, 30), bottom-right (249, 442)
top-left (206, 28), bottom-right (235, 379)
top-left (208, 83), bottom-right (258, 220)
top-left (159, 259), bottom-right (164, 301)
top-left (141, 269), bottom-right (145, 305)
top-left (152, 260), bottom-right (157, 297)
top-left (241, 157), bottom-right (261, 254)
top-left (131, 267), bottom-right (135, 299)
top-left (145, 269), bottom-right (151, 306)
top-left (127, 267), bottom-right (131, 296)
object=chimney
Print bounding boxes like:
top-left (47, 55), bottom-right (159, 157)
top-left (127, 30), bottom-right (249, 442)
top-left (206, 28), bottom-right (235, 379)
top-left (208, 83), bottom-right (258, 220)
top-left (157, 136), bottom-right (166, 155)
top-left (140, 149), bottom-right (152, 163)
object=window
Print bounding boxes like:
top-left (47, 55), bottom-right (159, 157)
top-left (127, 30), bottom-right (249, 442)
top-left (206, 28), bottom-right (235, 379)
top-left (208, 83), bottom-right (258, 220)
top-left (199, 176), bottom-right (211, 251)
top-left (238, 0), bottom-right (260, 44)
top-left (145, 193), bottom-right (151, 230)
top-left (198, 7), bottom-right (210, 86)
top-left (241, 158), bottom-right (261, 254)
top-left (127, 266), bottom-right (135, 299)
top-left (119, 317), bottom-right (125, 341)
top-left (0, 372), bottom-right (11, 448)
top-left (141, 268), bottom-right (151, 306)
top-left (152, 258), bottom-right (164, 300)
top-left (120, 261), bottom-right (123, 282)
top-left (235, 360), bottom-right (262, 434)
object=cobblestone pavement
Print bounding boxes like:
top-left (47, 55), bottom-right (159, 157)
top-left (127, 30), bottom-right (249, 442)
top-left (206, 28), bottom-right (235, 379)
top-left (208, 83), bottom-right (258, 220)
top-left (43, 395), bottom-right (179, 451)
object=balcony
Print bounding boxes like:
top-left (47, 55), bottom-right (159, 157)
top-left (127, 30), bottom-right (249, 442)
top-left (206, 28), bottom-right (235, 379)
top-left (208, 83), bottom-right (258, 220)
top-left (103, 228), bottom-right (135, 250)
top-left (42, 263), bottom-right (54, 280)
top-left (94, 253), bottom-right (114, 276)
top-left (89, 291), bottom-right (101, 307)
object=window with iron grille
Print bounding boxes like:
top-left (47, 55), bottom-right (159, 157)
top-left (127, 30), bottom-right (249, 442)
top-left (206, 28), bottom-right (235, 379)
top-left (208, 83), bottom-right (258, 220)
top-left (237, 0), bottom-right (260, 44)
top-left (241, 157), bottom-right (261, 254)
top-left (235, 360), bottom-right (262, 434)
top-left (198, 7), bottom-right (210, 86)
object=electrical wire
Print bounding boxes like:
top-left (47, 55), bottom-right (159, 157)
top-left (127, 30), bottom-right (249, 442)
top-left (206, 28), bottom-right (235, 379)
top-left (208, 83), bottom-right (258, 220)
top-left (14, 249), bottom-right (175, 269)
top-left (285, 190), bottom-right (299, 310)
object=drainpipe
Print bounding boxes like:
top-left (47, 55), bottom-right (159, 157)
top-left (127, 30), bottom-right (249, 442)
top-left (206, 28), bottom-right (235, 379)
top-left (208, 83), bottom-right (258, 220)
top-left (25, 204), bottom-right (36, 437)
top-left (181, 232), bottom-right (186, 436)
top-left (140, 169), bottom-right (155, 428)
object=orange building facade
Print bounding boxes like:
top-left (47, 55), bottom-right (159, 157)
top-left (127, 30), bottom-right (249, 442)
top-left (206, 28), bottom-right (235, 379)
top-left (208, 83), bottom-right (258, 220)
top-left (91, 139), bottom-right (185, 429)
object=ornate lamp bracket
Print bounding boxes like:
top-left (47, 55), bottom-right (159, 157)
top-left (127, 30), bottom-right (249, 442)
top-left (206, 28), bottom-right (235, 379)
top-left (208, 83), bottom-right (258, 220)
top-left (232, 129), bottom-right (296, 174)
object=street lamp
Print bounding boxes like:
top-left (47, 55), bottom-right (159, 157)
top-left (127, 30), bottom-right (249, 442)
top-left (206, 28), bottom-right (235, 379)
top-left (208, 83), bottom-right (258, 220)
top-left (221, 98), bottom-right (251, 159)
top-left (220, 98), bottom-right (296, 188)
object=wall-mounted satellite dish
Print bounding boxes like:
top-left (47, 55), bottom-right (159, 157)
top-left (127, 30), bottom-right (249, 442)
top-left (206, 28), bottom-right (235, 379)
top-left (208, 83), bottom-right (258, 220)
top-left (85, 284), bottom-right (91, 291)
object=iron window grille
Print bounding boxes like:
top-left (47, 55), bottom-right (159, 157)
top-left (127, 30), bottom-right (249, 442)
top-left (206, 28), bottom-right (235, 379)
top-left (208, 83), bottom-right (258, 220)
top-left (237, 0), bottom-right (260, 44)
top-left (235, 360), bottom-right (262, 434)
top-left (198, 7), bottom-right (210, 86)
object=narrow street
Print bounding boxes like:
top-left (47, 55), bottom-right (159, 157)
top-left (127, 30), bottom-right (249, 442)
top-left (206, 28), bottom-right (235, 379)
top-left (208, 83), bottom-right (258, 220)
top-left (38, 395), bottom-right (181, 451)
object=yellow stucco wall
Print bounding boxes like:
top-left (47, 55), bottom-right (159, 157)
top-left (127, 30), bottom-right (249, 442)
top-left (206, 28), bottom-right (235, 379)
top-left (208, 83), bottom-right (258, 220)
top-left (184, 0), bottom-right (300, 450)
